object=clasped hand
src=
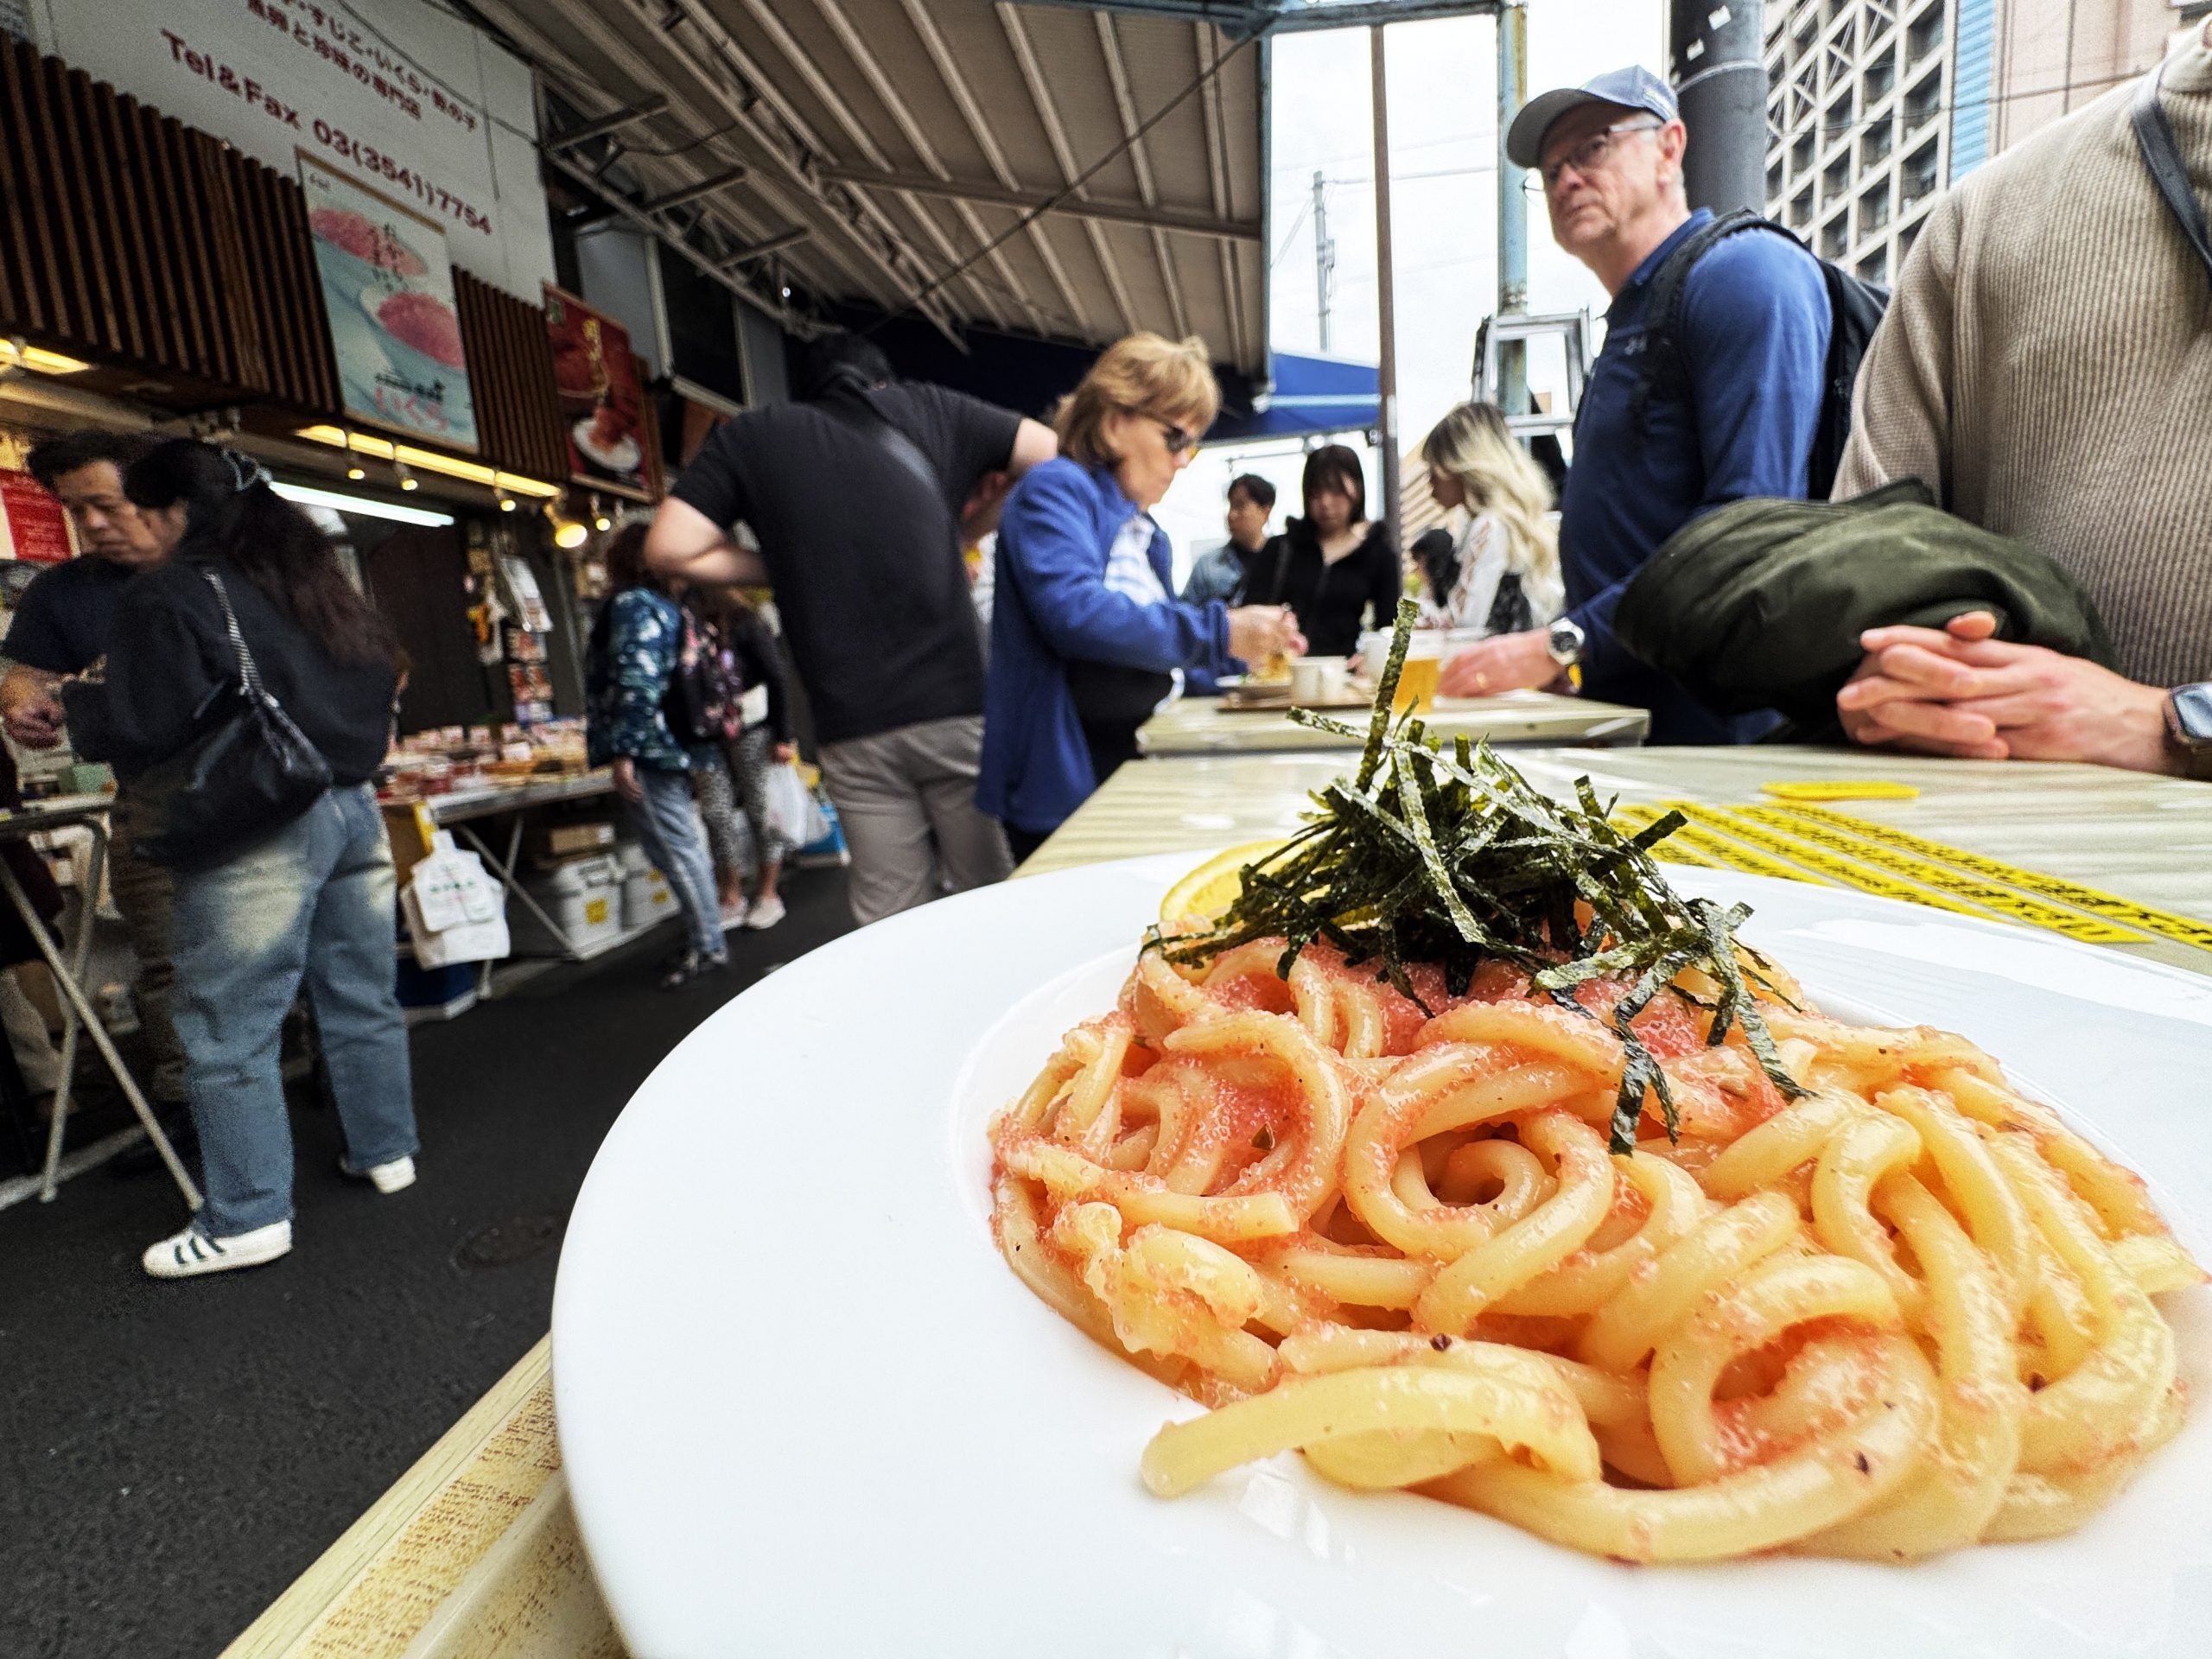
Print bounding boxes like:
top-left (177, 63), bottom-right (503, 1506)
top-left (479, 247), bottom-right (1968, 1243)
top-left (1837, 610), bottom-right (2172, 772)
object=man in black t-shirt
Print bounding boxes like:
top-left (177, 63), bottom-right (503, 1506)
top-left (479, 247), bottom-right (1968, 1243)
top-left (646, 334), bottom-right (1056, 925)
top-left (1, 429), bottom-right (192, 1119)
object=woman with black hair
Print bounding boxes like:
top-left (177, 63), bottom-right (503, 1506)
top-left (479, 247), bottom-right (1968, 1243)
top-left (62, 440), bottom-right (416, 1280)
top-left (1252, 444), bottom-right (1404, 658)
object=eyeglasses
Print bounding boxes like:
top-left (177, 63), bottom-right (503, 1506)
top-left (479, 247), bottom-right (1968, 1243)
top-left (1539, 118), bottom-right (1663, 189)
top-left (1154, 418), bottom-right (1194, 458)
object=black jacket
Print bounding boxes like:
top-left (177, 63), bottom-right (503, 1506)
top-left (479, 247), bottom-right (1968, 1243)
top-left (1614, 479), bottom-right (2113, 740)
top-left (63, 555), bottom-right (397, 785)
top-left (1253, 518), bottom-right (1403, 658)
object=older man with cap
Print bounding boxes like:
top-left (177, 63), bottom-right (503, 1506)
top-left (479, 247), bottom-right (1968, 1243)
top-left (1440, 66), bottom-right (1831, 744)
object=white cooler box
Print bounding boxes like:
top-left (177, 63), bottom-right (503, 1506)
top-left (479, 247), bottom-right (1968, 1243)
top-left (508, 855), bottom-right (626, 957)
top-left (614, 842), bottom-right (677, 930)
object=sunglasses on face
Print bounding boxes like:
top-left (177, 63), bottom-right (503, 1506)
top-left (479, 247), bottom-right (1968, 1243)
top-left (1135, 415), bottom-right (1194, 458)
top-left (1540, 118), bottom-right (1663, 190)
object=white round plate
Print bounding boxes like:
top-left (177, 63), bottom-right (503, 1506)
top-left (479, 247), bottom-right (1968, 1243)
top-left (553, 857), bottom-right (2212, 1657)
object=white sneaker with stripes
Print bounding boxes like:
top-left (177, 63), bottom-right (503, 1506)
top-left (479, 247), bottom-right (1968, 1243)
top-left (142, 1218), bottom-right (293, 1280)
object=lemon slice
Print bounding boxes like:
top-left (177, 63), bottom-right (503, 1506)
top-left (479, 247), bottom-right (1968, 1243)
top-left (1160, 841), bottom-right (1288, 924)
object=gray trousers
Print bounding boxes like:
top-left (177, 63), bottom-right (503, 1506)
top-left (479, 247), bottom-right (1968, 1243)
top-left (816, 715), bottom-right (1012, 926)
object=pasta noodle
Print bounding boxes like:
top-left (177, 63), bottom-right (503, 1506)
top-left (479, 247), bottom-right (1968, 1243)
top-left (988, 933), bottom-right (2202, 1564)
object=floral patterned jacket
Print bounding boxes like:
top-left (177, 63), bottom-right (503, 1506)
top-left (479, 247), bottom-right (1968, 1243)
top-left (585, 588), bottom-right (689, 771)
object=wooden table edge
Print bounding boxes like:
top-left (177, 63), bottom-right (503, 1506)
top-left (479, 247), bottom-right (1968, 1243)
top-left (219, 1335), bottom-right (557, 1658)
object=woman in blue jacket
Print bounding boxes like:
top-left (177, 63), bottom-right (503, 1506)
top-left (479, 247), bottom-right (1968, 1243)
top-left (980, 334), bottom-right (1303, 859)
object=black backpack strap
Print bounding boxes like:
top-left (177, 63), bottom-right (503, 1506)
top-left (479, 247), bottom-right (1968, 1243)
top-left (2132, 60), bottom-right (2212, 289)
top-left (1629, 207), bottom-right (1769, 438)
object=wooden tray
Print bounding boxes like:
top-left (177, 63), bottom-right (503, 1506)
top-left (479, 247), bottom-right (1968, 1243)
top-left (1216, 683), bottom-right (1376, 713)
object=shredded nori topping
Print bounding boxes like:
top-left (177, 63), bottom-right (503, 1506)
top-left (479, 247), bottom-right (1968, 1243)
top-left (1148, 597), bottom-right (1805, 1153)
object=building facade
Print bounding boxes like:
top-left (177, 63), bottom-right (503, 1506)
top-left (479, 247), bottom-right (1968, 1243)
top-left (1763, 0), bottom-right (2207, 286)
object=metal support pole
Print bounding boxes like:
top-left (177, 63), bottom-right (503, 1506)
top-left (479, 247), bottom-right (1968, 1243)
top-left (1313, 169), bottom-right (1334, 354)
top-left (1495, 0), bottom-right (1529, 416)
top-left (1670, 0), bottom-right (1767, 216)
top-left (1370, 26), bottom-right (1401, 562)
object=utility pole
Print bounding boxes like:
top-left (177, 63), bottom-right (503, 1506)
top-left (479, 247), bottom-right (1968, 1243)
top-left (1370, 26), bottom-right (1400, 560)
top-left (1313, 168), bottom-right (1335, 353)
top-left (1495, 0), bottom-right (1529, 416)
top-left (1670, 0), bottom-right (1766, 214)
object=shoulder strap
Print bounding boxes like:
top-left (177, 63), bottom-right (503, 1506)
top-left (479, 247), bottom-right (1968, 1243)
top-left (1630, 208), bottom-right (1769, 435)
top-left (2132, 60), bottom-right (2212, 289)
top-left (817, 391), bottom-right (947, 507)
top-left (198, 569), bottom-right (264, 697)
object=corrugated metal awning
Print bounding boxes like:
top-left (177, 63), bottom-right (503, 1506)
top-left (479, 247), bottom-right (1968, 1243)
top-left (467, 1), bottom-right (1268, 371)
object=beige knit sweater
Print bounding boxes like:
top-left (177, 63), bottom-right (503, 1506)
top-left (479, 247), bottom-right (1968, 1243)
top-left (1834, 23), bottom-right (2212, 690)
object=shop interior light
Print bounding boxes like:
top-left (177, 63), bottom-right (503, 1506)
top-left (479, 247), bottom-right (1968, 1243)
top-left (1, 339), bottom-right (93, 376)
top-left (291, 427), bottom-right (561, 501)
top-left (590, 493), bottom-right (611, 532)
top-left (394, 460), bottom-right (418, 492)
top-left (342, 429), bottom-right (366, 481)
top-left (496, 486), bottom-right (516, 512)
top-left (547, 499), bottom-right (590, 550)
top-left (271, 480), bottom-right (454, 527)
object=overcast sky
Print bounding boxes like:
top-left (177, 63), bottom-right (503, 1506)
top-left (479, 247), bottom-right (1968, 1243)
top-left (1156, 0), bottom-right (1664, 573)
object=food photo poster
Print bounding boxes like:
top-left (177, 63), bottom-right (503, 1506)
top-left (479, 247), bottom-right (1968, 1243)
top-left (300, 154), bottom-right (480, 452)
top-left (544, 285), bottom-right (662, 502)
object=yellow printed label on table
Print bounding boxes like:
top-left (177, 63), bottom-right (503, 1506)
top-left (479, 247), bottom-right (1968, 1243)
top-left (1691, 804), bottom-right (2145, 944)
top-left (1759, 780), bottom-right (1921, 803)
top-left (1661, 802), bottom-right (1993, 920)
top-left (1615, 804), bottom-right (1825, 884)
top-left (1609, 805), bottom-right (1722, 869)
top-left (1765, 804), bottom-right (2212, 954)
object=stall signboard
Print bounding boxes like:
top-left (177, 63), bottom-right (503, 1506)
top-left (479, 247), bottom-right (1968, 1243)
top-left (301, 156), bottom-right (478, 449)
top-left (545, 285), bottom-right (662, 502)
top-left (35, 0), bottom-right (554, 301)
top-left (0, 469), bottom-right (73, 563)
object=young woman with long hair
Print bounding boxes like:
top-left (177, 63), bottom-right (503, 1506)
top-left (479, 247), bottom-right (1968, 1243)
top-left (1250, 444), bottom-right (1403, 658)
top-left (63, 440), bottom-right (416, 1279)
top-left (583, 523), bottom-right (727, 984)
top-left (1416, 401), bottom-right (1566, 637)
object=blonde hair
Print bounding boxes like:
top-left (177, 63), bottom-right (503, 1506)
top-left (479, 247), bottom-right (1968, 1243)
top-left (1054, 333), bottom-right (1220, 468)
top-left (1420, 402), bottom-right (1559, 583)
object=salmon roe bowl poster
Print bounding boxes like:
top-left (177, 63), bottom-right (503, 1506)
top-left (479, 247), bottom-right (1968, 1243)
top-left (301, 154), bottom-right (479, 451)
top-left (544, 285), bottom-right (660, 502)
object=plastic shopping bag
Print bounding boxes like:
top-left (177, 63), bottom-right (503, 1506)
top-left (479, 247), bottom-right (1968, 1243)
top-left (762, 760), bottom-right (815, 850)
top-left (403, 830), bottom-right (511, 966)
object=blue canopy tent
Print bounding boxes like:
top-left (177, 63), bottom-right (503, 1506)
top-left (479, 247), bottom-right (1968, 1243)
top-left (1206, 350), bottom-right (1379, 443)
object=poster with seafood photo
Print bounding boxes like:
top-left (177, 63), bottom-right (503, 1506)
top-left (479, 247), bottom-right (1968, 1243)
top-left (544, 286), bottom-right (661, 501)
top-left (299, 155), bottom-right (478, 453)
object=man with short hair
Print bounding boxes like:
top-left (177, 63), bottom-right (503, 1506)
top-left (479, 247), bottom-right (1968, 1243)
top-left (1, 429), bottom-right (192, 1121)
top-left (1180, 473), bottom-right (1278, 606)
top-left (1832, 24), bottom-right (2212, 779)
top-left (1440, 66), bottom-right (1832, 742)
top-left (645, 333), bottom-right (1058, 924)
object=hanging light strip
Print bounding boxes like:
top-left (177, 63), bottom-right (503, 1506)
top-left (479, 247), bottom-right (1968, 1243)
top-left (292, 426), bottom-right (563, 498)
top-left (270, 481), bottom-right (457, 527)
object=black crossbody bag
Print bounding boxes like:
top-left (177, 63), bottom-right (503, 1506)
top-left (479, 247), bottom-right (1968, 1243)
top-left (130, 569), bottom-right (333, 869)
top-left (2133, 59), bottom-right (2212, 291)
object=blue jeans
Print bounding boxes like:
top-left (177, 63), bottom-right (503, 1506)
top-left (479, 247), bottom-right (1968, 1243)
top-left (169, 784), bottom-right (417, 1236)
top-left (628, 765), bottom-right (723, 961)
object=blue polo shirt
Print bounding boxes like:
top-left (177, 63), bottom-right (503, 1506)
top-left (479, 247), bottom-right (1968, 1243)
top-left (1560, 209), bottom-right (1831, 744)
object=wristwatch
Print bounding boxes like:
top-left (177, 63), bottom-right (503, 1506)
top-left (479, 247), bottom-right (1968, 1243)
top-left (2164, 682), bottom-right (2212, 779)
top-left (1546, 615), bottom-right (1586, 668)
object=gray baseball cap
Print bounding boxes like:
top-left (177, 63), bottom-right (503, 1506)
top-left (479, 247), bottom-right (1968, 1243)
top-left (1505, 65), bottom-right (1680, 170)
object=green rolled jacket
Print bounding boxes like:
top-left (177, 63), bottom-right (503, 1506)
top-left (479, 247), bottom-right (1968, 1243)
top-left (1614, 478), bottom-right (2115, 741)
